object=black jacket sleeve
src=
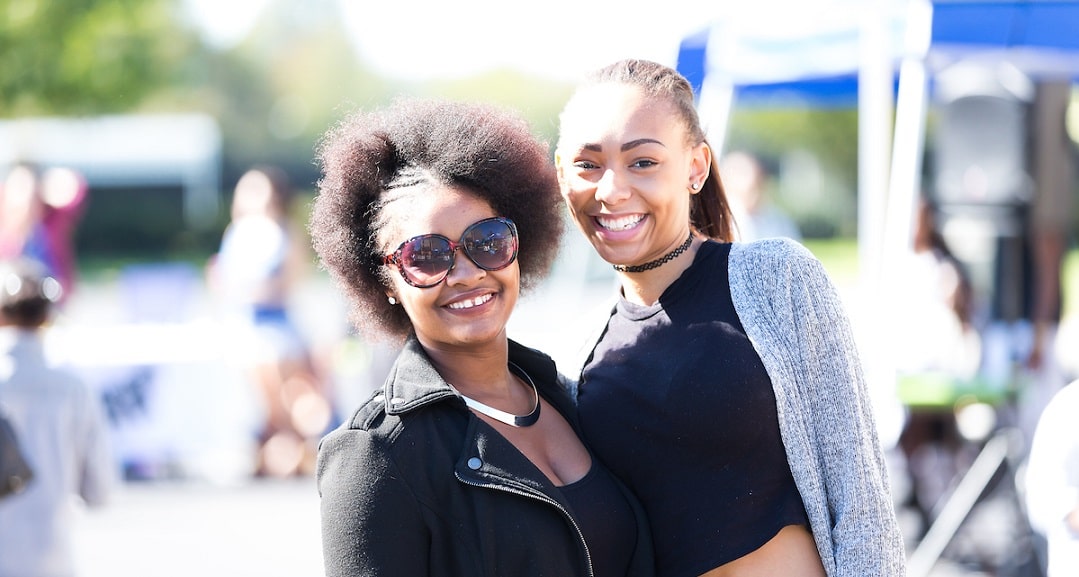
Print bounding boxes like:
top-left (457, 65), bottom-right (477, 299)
top-left (318, 425), bottom-right (429, 577)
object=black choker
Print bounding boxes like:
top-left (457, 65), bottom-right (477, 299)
top-left (453, 362), bottom-right (540, 427)
top-left (612, 232), bottom-right (694, 273)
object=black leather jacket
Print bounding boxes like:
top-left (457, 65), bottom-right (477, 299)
top-left (317, 337), bottom-right (655, 577)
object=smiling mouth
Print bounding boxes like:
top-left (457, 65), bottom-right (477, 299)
top-left (447, 293), bottom-right (493, 310)
top-left (595, 214), bottom-right (645, 231)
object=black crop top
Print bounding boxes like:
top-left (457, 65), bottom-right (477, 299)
top-left (578, 241), bottom-right (809, 577)
top-left (560, 460), bottom-right (638, 577)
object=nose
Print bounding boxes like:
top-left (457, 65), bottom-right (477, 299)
top-left (443, 246), bottom-right (485, 286)
top-left (595, 168), bottom-right (629, 204)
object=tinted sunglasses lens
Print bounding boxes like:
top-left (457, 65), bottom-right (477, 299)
top-left (463, 219), bottom-right (517, 270)
top-left (399, 236), bottom-right (454, 286)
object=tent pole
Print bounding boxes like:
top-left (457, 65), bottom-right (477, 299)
top-left (884, 0), bottom-right (933, 268)
top-left (857, 0), bottom-right (903, 445)
top-left (858, 0), bottom-right (896, 295)
top-left (697, 76), bottom-right (735, 158)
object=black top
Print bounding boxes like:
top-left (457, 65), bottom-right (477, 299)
top-left (561, 460), bottom-right (638, 577)
top-left (578, 241), bottom-right (809, 577)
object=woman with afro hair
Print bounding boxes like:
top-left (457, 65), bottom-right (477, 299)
top-left (310, 97), bottom-right (654, 577)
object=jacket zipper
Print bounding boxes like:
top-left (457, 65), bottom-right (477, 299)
top-left (456, 475), bottom-right (595, 577)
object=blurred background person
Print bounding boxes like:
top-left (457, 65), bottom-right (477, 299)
top-left (1018, 80), bottom-right (1076, 448)
top-left (1024, 379), bottom-right (1079, 577)
top-left (968, 79), bottom-right (1077, 458)
top-left (720, 150), bottom-right (802, 242)
top-left (890, 196), bottom-right (982, 537)
top-left (0, 164), bottom-right (88, 306)
top-left (207, 166), bottom-right (332, 478)
top-left (0, 257), bottom-right (115, 577)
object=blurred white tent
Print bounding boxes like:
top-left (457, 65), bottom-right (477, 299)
top-left (0, 114), bottom-right (223, 228)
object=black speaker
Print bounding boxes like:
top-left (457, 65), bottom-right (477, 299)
top-left (934, 93), bottom-right (1033, 207)
top-left (930, 66), bottom-right (1036, 323)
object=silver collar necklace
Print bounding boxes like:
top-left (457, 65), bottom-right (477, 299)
top-left (453, 362), bottom-right (540, 427)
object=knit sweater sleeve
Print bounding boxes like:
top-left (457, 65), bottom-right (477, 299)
top-left (729, 238), bottom-right (906, 577)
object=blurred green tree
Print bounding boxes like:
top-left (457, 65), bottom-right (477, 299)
top-left (0, 0), bottom-right (201, 115)
top-left (727, 108), bottom-right (861, 238)
top-left (424, 70), bottom-right (574, 147)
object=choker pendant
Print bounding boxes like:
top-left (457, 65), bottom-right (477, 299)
top-left (612, 231), bottom-right (694, 273)
top-left (453, 362), bottom-right (540, 427)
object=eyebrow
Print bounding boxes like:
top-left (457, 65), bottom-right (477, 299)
top-left (581, 138), bottom-right (666, 153)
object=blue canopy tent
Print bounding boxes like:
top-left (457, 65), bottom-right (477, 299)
top-left (678, 0), bottom-right (1079, 105)
top-left (676, 10), bottom-right (897, 110)
top-left (929, 0), bottom-right (1079, 76)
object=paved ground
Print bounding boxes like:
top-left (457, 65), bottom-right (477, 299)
top-left (73, 477), bottom-right (323, 577)
top-left (66, 474), bottom-right (1031, 577)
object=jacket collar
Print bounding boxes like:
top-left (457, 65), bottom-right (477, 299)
top-left (381, 336), bottom-right (586, 512)
top-left (381, 337), bottom-right (457, 416)
top-left (381, 335), bottom-right (563, 418)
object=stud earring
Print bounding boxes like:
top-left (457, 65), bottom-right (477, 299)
top-left (388, 296), bottom-right (398, 305)
top-left (690, 182), bottom-right (700, 191)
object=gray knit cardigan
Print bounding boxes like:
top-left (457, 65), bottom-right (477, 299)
top-left (568, 237), bottom-right (907, 576)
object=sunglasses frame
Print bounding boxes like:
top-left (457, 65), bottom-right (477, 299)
top-left (382, 216), bottom-right (518, 288)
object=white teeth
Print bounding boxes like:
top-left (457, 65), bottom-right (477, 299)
top-left (597, 214), bottom-right (644, 231)
top-left (447, 293), bottom-right (493, 310)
